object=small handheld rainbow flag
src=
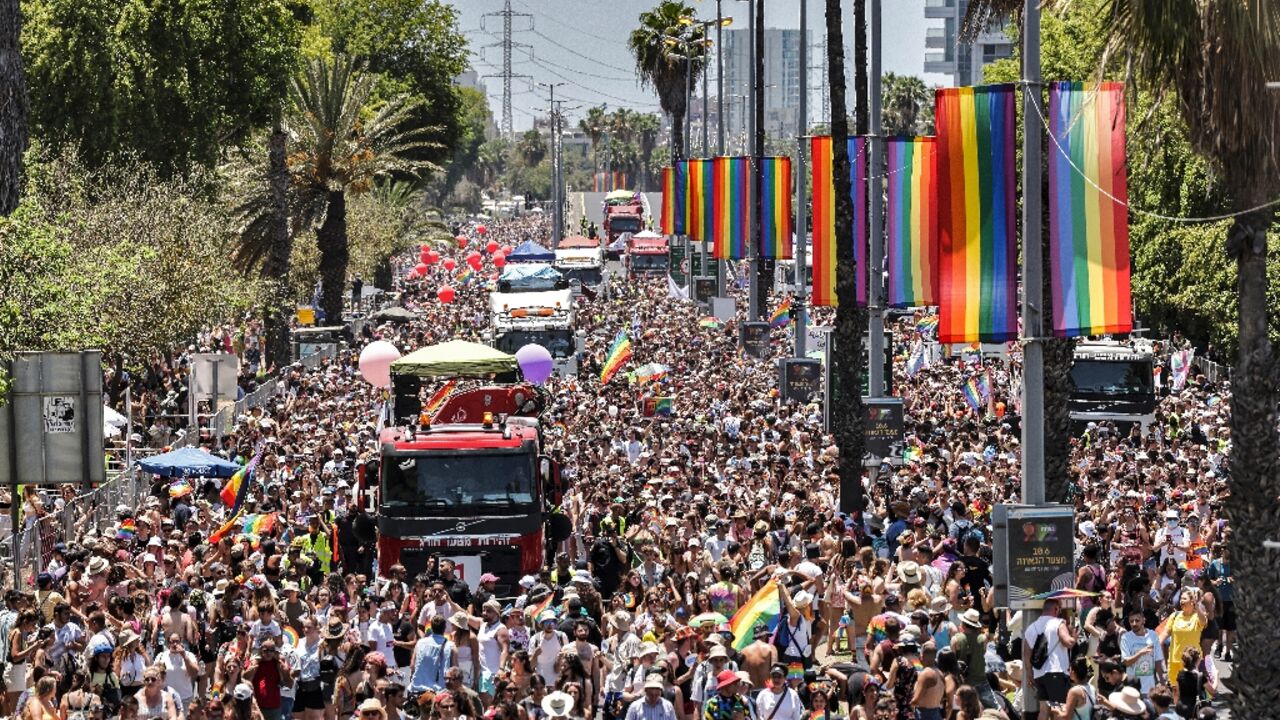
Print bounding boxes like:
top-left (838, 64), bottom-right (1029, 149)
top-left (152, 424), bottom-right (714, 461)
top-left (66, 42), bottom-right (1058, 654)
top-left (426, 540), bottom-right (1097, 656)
top-left (769, 298), bottom-right (793, 329)
top-left (117, 518), bottom-right (137, 541)
top-left (168, 479), bottom-right (193, 499)
top-left (728, 579), bottom-right (781, 651)
top-left (457, 266), bottom-right (474, 285)
top-left (221, 446), bottom-right (264, 510)
top-left (599, 330), bottom-right (632, 384)
top-left (281, 626), bottom-right (300, 648)
top-left (961, 377), bottom-right (985, 413)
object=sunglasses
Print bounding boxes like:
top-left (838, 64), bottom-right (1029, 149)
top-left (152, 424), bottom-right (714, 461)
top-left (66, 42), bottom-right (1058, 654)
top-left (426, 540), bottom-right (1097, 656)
top-left (144, 677), bottom-right (159, 684)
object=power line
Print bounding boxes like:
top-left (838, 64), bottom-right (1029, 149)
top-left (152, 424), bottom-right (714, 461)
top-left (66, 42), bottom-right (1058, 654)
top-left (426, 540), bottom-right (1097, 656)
top-left (529, 28), bottom-right (637, 74)
top-left (526, 56), bottom-right (655, 106)
top-left (534, 54), bottom-right (637, 82)
top-left (512, 0), bottom-right (630, 47)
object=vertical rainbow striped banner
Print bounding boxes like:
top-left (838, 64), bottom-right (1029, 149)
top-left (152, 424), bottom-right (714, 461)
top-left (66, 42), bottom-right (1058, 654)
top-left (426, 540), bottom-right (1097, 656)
top-left (677, 159), bottom-right (694, 238)
top-left (686, 159), bottom-right (706, 241)
top-left (935, 85), bottom-right (1018, 344)
top-left (660, 166), bottom-right (676, 236)
top-left (697, 159), bottom-right (716, 245)
top-left (809, 137), bottom-right (867, 306)
top-left (1048, 81), bottom-right (1132, 337)
top-left (885, 137), bottom-right (938, 307)
top-left (713, 156), bottom-right (751, 259)
top-left (759, 156), bottom-right (793, 259)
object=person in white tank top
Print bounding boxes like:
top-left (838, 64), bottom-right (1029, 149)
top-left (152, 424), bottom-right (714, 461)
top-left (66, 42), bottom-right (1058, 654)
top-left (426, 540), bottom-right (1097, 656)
top-left (477, 601), bottom-right (509, 699)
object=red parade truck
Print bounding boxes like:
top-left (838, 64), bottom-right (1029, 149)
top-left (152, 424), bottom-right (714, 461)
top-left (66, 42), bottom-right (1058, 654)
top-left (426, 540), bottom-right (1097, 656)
top-left (602, 190), bottom-right (645, 246)
top-left (368, 340), bottom-right (564, 590)
top-left (626, 230), bottom-right (669, 277)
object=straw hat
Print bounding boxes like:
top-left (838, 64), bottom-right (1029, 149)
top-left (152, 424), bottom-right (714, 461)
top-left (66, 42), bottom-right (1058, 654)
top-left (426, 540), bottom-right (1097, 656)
top-left (959, 609), bottom-right (983, 628)
top-left (1107, 687), bottom-right (1144, 716)
top-left (541, 691), bottom-right (574, 718)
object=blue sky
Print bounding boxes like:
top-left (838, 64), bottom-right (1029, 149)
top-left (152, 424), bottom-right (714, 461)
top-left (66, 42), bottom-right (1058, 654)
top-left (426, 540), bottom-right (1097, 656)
top-left (450, 0), bottom-right (951, 131)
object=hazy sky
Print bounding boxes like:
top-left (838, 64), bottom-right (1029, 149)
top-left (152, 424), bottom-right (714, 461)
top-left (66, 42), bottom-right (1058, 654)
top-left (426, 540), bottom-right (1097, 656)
top-left (450, 0), bottom-right (951, 132)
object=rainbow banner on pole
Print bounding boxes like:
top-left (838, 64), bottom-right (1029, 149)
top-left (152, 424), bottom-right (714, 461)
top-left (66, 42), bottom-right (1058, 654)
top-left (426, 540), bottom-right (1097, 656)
top-left (676, 160), bottom-right (691, 236)
top-left (599, 330), bottom-right (632, 384)
top-left (760, 156), bottom-right (793, 259)
top-left (885, 137), bottom-right (938, 307)
top-left (713, 156), bottom-right (751, 259)
top-left (697, 159), bottom-right (715, 244)
top-left (660, 166), bottom-right (676, 235)
top-left (687, 159), bottom-right (714, 242)
top-left (1048, 81), bottom-right (1132, 337)
top-left (810, 136), bottom-right (868, 307)
top-left (936, 85), bottom-right (1018, 344)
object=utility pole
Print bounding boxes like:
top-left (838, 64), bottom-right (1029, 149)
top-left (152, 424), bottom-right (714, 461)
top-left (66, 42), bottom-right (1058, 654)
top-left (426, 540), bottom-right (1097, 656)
top-left (716, 0), bottom-right (728, 298)
top-left (752, 0), bottom-right (768, 320)
top-left (1020, 0), bottom-right (1046, 715)
top-left (747, 0), bottom-right (760, 320)
top-left (481, 0), bottom-right (532, 140)
top-left (539, 82), bottom-right (566, 247)
top-left (868, 0), bottom-right (885, 397)
top-left (794, 0), bottom-right (808, 357)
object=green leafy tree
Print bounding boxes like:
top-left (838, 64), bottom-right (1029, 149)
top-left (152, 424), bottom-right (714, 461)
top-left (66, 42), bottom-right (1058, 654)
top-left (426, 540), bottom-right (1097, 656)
top-left (579, 106), bottom-right (609, 177)
top-left (880, 73), bottom-right (933, 135)
top-left (635, 113), bottom-right (661, 190)
top-left (629, 1), bottom-right (707, 161)
top-left (0, 0), bottom-right (27, 216)
top-left (22, 0), bottom-right (300, 175)
top-left (246, 55), bottom-right (438, 323)
top-left (308, 0), bottom-right (468, 167)
top-left (516, 130), bottom-right (547, 169)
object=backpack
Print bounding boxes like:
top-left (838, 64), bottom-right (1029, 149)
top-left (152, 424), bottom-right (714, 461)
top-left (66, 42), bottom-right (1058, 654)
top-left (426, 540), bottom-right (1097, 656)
top-left (1030, 628), bottom-right (1050, 670)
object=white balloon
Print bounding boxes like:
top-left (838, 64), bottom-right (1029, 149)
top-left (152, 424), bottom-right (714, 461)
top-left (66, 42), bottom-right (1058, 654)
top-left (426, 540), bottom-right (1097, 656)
top-left (358, 340), bottom-right (401, 388)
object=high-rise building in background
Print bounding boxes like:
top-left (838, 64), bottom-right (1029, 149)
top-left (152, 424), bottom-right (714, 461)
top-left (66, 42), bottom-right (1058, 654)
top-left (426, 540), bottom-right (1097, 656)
top-left (716, 27), bottom-right (809, 151)
top-left (923, 0), bottom-right (1012, 86)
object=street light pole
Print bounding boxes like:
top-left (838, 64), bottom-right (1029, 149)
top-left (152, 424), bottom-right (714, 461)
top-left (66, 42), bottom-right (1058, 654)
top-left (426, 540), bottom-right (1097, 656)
top-left (747, 0), bottom-right (760, 320)
top-left (795, 0), bottom-right (808, 357)
top-left (538, 81), bottom-right (566, 247)
top-left (868, 0), bottom-right (885, 396)
top-left (717, 0), bottom-right (728, 298)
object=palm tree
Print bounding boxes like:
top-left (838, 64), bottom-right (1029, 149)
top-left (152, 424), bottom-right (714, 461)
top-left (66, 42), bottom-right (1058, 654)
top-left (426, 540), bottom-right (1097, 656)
top-left (827, 0), bottom-right (867, 514)
top-left (880, 73), bottom-right (933, 135)
top-left (966, 1), bottom-right (1280, 711)
top-left (0, 0), bottom-right (28, 216)
top-left (634, 113), bottom-right (661, 189)
top-left (516, 129), bottom-right (547, 168)
top-left (234, 55), bottom-right (438, 323)
top-left (629, 0), bottom-right (707, 161)
top-left (579, 106), bottom-right (608, 178)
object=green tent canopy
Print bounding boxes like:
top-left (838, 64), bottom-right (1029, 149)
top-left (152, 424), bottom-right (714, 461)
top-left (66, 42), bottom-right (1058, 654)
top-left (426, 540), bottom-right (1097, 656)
top-left (391, 340), bottom-right (519, 378)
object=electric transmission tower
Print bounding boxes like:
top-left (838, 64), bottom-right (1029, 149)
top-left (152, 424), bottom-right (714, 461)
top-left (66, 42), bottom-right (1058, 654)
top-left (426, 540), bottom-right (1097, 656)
top-left (481, 0), bottom-right (533, 139)
top-left (814, 37), bottom-right (829, 125)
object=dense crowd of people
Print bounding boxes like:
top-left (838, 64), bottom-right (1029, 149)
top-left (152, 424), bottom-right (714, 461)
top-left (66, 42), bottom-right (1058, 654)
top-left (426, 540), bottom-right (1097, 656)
top-left (0, 215), bottom-right (1235, 720)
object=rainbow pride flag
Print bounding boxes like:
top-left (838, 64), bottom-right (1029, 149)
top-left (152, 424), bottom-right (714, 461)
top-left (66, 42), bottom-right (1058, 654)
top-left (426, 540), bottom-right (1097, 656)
top-left (687, 159), bottom-right (713, 242)
top-left (117, 518), bottom-right (137, 541)
top-left (168, 479), bottom-right (194, 499)
top-left (770, 297), bottom-right (793, 328)
top-left (423, 379), bottom-right (458, 419)
top-left (729, 579), bottom-right (781, 651)
top-left (760, 156), bottom-right (793, 259)
top-left (1048, 82), bottom-right (1132, 337)
top-left (281, 626), bottom-right (300, 648)
top-left (660, 166), bottom-right (677, 235)
top-left (886, 137), bottom-right (938, 307)
top-left (209, 511), bottom-right (276, 545)
top-left (712, 156), bottom-right (751, 259)
top-left (962, 377), bottom-right (985, 413)
top-left (599, 330), bottom-right (632, 384)
top-left (936, 85), bottom-right (1018, 344)
top-left (810, 136), bottom-right (867, 307)
top-left (220, 447), bottom-right (263, 510)
top-left (674, 161), bottom-right (689, 235)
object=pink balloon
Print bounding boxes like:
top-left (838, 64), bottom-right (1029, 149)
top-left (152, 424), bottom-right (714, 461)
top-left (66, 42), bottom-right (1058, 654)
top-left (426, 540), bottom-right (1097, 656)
top-left (443, 258), bottom-right (456, 271)
top-left (493, 254), bottom-right (506, 269)
top-left (476, 225), bottom-right (488, 235)
top-left (406, 269), bottom-right (420, 280)
top-left (437, 285), bottom-right (456, 304)
top-left (456, 235), bottom-right (468, 248)
top-left (485, 240), bottom-right (499, 254)
top-left (358, 340), bottom-right (401, 388)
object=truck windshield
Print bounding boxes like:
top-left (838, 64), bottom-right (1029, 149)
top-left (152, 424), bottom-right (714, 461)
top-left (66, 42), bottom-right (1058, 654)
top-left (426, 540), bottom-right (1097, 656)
top-left (561, 267), bottom-right (603, 286)
top-left (609, 217), bottom-right (643, 234)
top-left (1070, 359), bottom-right (1154, 396)
top-left (632, 254), bottom-right (667, 271)
top-left (496, 329), bottom-right (576, 358)
top-left (383, 452), bottom-right (535, 507)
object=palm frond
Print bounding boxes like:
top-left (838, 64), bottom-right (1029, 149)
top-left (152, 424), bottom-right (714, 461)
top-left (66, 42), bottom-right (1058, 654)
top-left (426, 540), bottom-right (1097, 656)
top-left (960, 0), bottom-right (1023, 43)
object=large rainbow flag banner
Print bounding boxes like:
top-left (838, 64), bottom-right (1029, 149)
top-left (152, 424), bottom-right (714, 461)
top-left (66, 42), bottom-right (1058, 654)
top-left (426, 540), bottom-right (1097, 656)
top-left (1048, 81), bottom-right (1132, 337)
top-left (936, 85), bottom-right (1018, 344)
top-left (886, 137), bottom-right (938, 307)
top-left (599, 330), bottom-right (632, 384)
top-left (673, 161), bottom-right (689, 235)
top-left (686, 159), bottom-right (715, 243)
top-left (759, 156), bottom-right (793, 259)
top-left (660, 166), bottom-right (676, 235)
top-left (810, 136), bottom-right (867, 307)
top-left (728, 579), bottom-right (781, 651)
top-left (712, 156), bottom-right (751, 259)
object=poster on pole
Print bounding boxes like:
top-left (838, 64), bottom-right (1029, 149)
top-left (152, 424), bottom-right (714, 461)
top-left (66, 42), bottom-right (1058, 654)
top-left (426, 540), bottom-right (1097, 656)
top-left (779, 358), bottom-right (822, 404)
top-left (863, 397), bottom-right (905, 461)
top-left (993, 504), bottom-right (1076, 609)
top-left (0, 351), bottom-right (106, 486)
top-left (740, 322), bottom-right (771, 358)
top-left (191, 354), bottom-right (240, 402)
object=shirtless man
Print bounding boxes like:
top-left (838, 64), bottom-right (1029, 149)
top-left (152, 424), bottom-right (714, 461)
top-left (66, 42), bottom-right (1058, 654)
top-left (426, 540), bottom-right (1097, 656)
top-left (911, 641), bottom-right (946, 720)
top-left (739, 625), bottom-right (778, 688)
top-left (846, 577), bottom-right (884, 666)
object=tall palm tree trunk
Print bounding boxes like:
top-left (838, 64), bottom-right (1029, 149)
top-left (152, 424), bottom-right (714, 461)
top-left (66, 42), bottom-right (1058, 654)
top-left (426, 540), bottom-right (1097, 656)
top-left (262, 123), bottom-right (293, 368)
top-left (671, 112), bottom-right (685, 163)
top-left (828, 0), bottom-right (867, 515)
top-left (853, 0), bottom-right (867, 135)
top-left (1224, 199), bottom-right (1279, 716)
top-left (317, 190), bottom-right (349, 324)
top-left (0, 0), bottom-right (28, 216)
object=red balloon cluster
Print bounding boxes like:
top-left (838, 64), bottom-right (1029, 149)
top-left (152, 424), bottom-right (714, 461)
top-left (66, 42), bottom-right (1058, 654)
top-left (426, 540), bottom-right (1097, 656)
top-left (414, 262), bottom-right (429, 275)
top-left (455, 235), bottom-right (468, 248)
top-left (443, 258), bottom-right (456, 271)
top-left (466, 251), bottom-right (483, 270)
top-left (485, 239), bottom-right (499, 254)
top-left (437, 285), bottom-right (456, 304)
top-left (425, 249), bottom-right (440, 264)
top-left (476, 225), bottom-right (488, 235)
top-left (493, 252), bottom-right (507, 269)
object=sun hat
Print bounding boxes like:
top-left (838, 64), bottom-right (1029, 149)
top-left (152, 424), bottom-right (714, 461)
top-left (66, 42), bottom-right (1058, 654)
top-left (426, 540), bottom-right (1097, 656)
top-left (1107, 687), bottom-right (1145, 716)
top-left (448, 612), bottom-right (469, 630)
top-left (325, 617), bottom-right (347, 641)
top-left (792, 590), bottom-right (814, 607)
top-left (358, 698), bottom-right (387, 719)
top-left (479, 573), bottom-right (500, 584)
top-left (541, 691), bottom-right (574, 718)
top-left (959, 608), bottom-right (983, 628)
top-left (638, 642), bottom-right (660, 657)
top-left (897, 561), bottom-right (922, 584)
top-left (233, 683), bottom-right (254, 701)
top-left (929, 596), bottom-right (951, 614)
top-left (87, 557), bottom-right (110, 575)
top-left (715, 669), bottom-right (741, 690)
top-left (707, 644), bottom-right (728, 659)
top-left (644, 675), bottom-right (665, 690)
